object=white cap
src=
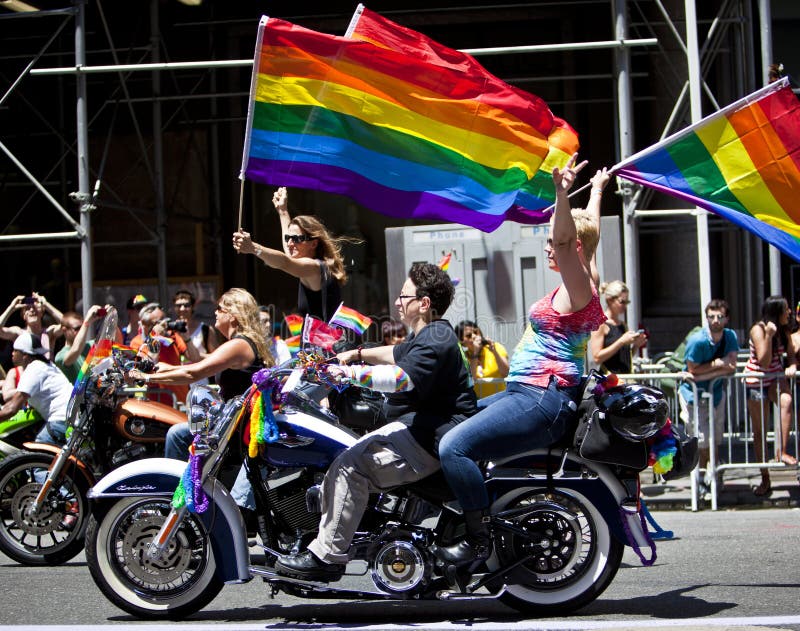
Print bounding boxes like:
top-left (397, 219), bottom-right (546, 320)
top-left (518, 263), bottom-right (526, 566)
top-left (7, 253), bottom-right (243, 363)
top-left (13, 333), bottom-right (47, 356)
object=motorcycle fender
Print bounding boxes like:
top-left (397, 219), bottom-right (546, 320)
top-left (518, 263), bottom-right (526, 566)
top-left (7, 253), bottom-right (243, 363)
top-left (20, 442), bottom-right (96, 487)
top-left (486, 451), bottom-right (636, 545)
top-left (88, 458), bottom-right (250, 583)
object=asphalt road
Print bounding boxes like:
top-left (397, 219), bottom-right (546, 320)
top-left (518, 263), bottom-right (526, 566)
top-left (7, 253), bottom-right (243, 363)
top-left (1, 508), bottom-right (799, 630)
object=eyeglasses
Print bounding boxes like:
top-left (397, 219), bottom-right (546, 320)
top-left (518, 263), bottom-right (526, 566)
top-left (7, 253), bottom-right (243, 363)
top-left (174, 302), bottom-right (192, 309)
top-left (616, 298), bottom-right (631, 305)
top-left (216, 305), bottom-right (229, 314)
top-left (284, 234), bottom-right (313, 244)
top-left (707, 314), bottom-right (727, 321)
top-left (398, 294), bottom-right (418, 302)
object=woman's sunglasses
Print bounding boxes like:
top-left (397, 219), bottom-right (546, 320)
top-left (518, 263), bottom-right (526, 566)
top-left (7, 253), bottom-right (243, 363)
top-left (284, 234), bottom-right (314, 244)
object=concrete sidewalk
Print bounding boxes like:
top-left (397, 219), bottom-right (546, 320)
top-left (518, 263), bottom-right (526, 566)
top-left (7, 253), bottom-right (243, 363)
top-left (640, 465), bottom-right (800, 510)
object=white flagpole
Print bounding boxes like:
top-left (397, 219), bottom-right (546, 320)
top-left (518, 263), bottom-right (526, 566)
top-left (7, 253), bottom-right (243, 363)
top-left (612, 77), bottom-right (789, 173)
top-left (328, 301), bottom-right (344, 326)
top-left (238, 16), bottom-right (269, 230)
top-left (344, 4), bottom-right (365, 38)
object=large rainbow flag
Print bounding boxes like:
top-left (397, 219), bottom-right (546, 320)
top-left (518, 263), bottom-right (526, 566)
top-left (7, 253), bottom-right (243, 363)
top-left (615, 78), bottom-right (800, 261)
top-left (346, 5), bottom-right (578, 220)
top-left (240, 12), bottom-right (577, 232)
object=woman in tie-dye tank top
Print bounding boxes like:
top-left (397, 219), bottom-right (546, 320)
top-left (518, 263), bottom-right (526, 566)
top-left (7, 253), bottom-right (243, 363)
top-left (433, 155), bottom-right (609, 568)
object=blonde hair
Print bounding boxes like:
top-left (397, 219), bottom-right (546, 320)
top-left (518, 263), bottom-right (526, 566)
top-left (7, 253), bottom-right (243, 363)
top-left (291, 215), bottom-right (361, 285)
top-left (571, 208), bottom-right (600, 263)
top-left (599, 280), bottom-right (629, 305)
top-left (218, 288), bottom-right (274, 367)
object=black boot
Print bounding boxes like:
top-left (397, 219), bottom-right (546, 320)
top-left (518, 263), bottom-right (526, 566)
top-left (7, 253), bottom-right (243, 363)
top-left (432, 509), bottom-right (492, 567)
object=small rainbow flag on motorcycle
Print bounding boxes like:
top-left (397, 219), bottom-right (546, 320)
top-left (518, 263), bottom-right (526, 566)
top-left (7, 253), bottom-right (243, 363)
top-left (303, 315), bottom-right (344, 351)
top-left (284, 334), bottom-right (301, 356)
top-left (437, 252), bottom-right (451, 271)
top-left (328, 302), bottom-right (372, 335)
top-left (284, 313), bottom-right (304, 337)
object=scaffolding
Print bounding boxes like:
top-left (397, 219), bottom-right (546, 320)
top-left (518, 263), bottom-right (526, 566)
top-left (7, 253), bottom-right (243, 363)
top-left (0, 0), bottom-right (779, 336)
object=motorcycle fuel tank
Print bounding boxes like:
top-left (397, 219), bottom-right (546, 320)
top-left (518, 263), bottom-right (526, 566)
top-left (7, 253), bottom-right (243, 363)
top-left (114, 398), bottom-right (186, 443)
top-left (262, 411), bottom-right (358, 469)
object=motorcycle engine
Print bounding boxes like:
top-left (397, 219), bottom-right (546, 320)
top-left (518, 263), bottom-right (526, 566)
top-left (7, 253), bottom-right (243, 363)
top-left (371, 538), bottom-right (428, 595)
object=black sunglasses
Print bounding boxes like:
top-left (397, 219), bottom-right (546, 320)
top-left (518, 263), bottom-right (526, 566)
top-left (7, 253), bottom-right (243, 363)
top-left (284, 234), bottom-right (314, 244)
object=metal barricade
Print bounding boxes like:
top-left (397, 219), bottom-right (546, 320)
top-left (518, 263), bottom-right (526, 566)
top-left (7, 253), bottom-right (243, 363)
top-left (704, 371), bottom-right (799, 509)
top-left (625, 369), bottom-right (799, 510)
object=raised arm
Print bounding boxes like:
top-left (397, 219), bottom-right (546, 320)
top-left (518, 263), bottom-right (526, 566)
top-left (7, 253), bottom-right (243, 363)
top-left (586, 168), bottom-right (610, 287)
top-left (551, 154), bottom-right (593, 313)
top-left (273, 187), bottom-right (292, 256)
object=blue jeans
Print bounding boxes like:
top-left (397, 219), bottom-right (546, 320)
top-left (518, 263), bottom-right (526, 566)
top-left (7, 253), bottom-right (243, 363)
top-left (165, 422), bottom-right (192, 460)
top-left (35, 420), bottom-right (68, 446)
top-left (438, 379), bottom-right (577, 511)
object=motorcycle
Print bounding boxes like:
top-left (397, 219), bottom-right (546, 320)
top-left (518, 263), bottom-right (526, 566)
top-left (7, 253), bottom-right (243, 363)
top-left (0, 307), bottom-right (186, 565)
top-left (0, 408), bottom-right (45, 461)
top-left (85, 358), bottom-right (666, 619)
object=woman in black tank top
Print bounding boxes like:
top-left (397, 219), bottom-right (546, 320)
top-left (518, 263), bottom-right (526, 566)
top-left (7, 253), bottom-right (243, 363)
top-left (589, 281), bottom-right (646, 374)
top-left (130, 288), bottom-right (273, 401)
top-left (231, 187), bottom-right (354, 320)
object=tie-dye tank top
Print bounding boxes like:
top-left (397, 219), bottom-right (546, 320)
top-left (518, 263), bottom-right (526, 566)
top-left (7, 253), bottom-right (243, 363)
top-left (508, 286), bottom-right (606, 388)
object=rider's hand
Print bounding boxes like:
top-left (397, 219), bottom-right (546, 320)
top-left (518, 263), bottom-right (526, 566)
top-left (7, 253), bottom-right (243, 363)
top-left (336, 349), bottom-right (359, 365)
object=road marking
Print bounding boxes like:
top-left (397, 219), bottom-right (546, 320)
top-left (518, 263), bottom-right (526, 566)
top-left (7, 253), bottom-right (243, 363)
top-left (5, 615), bottom-right (800, 630)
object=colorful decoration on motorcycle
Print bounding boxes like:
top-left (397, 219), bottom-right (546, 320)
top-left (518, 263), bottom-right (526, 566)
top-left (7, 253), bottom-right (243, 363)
top-left (239, 10), bottom-right (578, 233)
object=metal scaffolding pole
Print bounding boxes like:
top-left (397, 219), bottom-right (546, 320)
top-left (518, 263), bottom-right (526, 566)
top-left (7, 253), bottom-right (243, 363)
top-left (686, 0), bottom-right (712, 319)
top-left (151, 0), bottom-right (168, 305)
top-left (760, 0), bottom-right (780, 296)
top-left (614, 0), bottom-right (640, 334)
top-left (75, 0), bottom-right (93, 314)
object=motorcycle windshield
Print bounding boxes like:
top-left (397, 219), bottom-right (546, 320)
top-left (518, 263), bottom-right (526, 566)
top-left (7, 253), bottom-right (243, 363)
top-left (65, 307), bottom-right (121, 424)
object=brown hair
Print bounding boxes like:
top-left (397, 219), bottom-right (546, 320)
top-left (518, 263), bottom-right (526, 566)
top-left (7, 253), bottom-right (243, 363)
top-left (290, 215), bottom-right (361, 285)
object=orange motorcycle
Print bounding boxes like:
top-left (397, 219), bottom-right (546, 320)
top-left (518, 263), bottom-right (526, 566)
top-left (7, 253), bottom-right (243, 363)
top-left (0, 307), bottom-right (185, 565)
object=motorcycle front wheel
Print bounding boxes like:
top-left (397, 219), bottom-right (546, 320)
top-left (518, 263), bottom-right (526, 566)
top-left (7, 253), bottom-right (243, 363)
top-left (85, 497), bottom-right (223, 619)
top-left (0, 452), bottom-right (90, 565)
top-left (489, 487), bottom-right (624, 615)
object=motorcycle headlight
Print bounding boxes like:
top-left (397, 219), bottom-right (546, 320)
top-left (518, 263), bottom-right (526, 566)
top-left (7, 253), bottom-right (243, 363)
top-left (188, 385), bottom-right (224, 436)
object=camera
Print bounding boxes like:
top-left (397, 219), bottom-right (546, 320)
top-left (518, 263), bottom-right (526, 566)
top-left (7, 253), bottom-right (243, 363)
top-left (96, 307), bottom-right (107, 317)
top-left (22, 296), bottom-right (37, 306)
top-left (165, 319), bottom-right (188, 333)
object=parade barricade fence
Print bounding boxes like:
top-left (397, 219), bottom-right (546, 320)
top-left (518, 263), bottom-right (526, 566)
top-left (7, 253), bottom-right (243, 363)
top-left (622, 369), bottom-right (798, 510)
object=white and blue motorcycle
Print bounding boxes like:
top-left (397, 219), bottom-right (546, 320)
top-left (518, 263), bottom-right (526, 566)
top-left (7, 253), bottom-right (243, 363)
top-left (84, 361), bottom-right (668, 619)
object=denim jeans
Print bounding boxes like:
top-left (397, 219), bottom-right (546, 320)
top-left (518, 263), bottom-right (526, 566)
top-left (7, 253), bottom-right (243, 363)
top-left (164, 422), bottom-right (192, 460)
top-left (438, 379), bottom-right (577, 512)
top-left (35, 420), bottom-right (68, 446)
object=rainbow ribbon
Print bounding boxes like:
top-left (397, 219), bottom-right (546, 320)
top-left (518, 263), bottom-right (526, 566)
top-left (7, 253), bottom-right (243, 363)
top-left (172, 439), bottom-right (209, 513)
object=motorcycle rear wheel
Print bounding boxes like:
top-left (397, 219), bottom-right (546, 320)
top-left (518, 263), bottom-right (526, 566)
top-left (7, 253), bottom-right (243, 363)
top-left (85, 497), bottom-right (223, 619)
top-left (490, 487), bottom-right (624, 615)
top-left (0, 452), bottom-right (90, 565)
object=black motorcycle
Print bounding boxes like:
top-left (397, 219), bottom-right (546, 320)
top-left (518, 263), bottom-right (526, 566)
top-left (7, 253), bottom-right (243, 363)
top-left (84, 361), bottom-right (668, 618)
